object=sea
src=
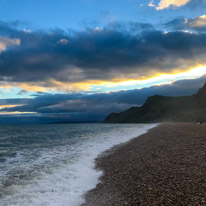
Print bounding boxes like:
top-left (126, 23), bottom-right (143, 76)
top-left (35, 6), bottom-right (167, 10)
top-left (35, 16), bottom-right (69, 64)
top-left (0, 123), bottom-right (156, 206)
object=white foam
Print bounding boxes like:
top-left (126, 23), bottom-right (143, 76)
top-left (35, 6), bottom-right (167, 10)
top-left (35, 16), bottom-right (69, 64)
top-left (0, 124), bottom-right (157, 206)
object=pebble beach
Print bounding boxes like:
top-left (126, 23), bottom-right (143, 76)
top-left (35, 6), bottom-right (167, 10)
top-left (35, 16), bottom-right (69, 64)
top-left (82, 123), bottom-right (206, 206)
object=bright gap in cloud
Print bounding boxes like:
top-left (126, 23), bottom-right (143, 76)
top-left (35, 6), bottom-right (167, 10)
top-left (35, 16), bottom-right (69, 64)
top-left (90, 65), bottom-right (206, 92)
top-left (0, 111), bottom-right (37, 115)
top-left (2, 65), bottom-right (206, 97)
top-left (0, 104), bottom-right (38, 115)
top-left (0, 105), bottom-right (23, 109)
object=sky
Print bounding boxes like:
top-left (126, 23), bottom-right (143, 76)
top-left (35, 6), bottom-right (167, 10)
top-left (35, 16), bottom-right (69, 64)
top-left (0, 0), bottom-right (206, 123)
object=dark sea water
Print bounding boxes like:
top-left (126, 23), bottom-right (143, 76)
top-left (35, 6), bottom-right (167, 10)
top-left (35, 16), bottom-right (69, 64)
top-left (0, 123), bottom-right (156, 206)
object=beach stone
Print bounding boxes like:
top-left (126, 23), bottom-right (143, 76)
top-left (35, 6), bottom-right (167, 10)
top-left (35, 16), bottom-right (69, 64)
top-left (81, 123), bottom-right (206, 206)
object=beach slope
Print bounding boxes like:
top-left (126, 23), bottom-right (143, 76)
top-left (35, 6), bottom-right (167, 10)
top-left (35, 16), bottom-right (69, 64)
top-left (82, 123), bottom-right (206, 205)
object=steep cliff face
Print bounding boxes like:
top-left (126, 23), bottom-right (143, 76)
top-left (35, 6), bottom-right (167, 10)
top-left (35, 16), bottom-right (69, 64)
top-left (104, 83), bottom-right (206, 123)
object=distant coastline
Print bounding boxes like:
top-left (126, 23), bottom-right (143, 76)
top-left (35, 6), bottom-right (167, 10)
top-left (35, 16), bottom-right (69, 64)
top-left (104, 83), bottom-right (206, 123)
top-left (51, 121), bottom-right (102, 124)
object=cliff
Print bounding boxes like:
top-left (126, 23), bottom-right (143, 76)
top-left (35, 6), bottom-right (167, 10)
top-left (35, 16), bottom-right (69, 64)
top-left (104, 83), bottom-right (206, 123)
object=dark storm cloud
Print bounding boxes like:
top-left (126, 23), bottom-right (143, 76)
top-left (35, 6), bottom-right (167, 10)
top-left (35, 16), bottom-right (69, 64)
top-left (165, 16), bottom-right (206, 32)
top-left (165, 18), bottom-right (187, 31)
top-left (1, 76), bottom-right (206, 123)
top-left (0, 98), bottom-right (30, 105)
top-left (1, 21), bottom-right (206, 83)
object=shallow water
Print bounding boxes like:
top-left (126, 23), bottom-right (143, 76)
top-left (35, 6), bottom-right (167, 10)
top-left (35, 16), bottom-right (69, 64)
top-left (0, 123), bottom-right (156, 206)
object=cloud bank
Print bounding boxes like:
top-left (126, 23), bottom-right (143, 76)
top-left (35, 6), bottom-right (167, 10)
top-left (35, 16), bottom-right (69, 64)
top-left (156, 0), bottom-right (191, 10)
top-left (166, 15), bottom-right (206, 31)
top-left (0, 20), bottom-right (206, 93)
top-left (0, 75), bottom-right (205, 123)
top-left (0, 35), bottom-right (20, 53)
top-left (148, 0), bottom-right (206, 10)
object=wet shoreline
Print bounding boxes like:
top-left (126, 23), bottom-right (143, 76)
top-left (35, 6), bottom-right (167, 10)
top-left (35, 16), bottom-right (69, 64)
top-left (82, 123), bottom-right (206, 206)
